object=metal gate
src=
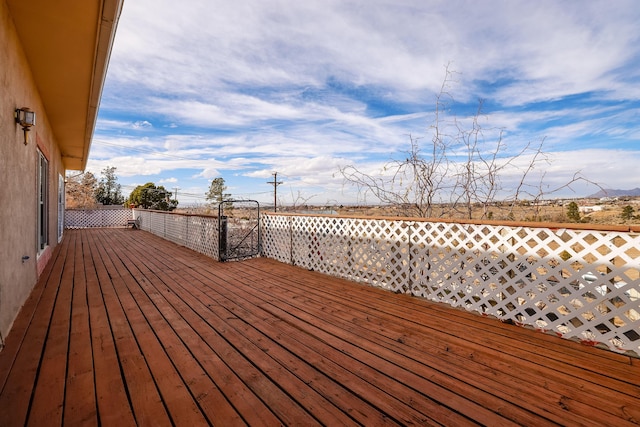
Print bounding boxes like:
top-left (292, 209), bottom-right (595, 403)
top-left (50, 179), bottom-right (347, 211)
top-left (218, 200), bottom-right (260, 261)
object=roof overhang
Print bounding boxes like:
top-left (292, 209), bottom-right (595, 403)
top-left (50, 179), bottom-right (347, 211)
top-left (8, 0), bottom-right (124, 170)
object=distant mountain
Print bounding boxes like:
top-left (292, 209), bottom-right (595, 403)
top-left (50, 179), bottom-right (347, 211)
top-left (588, 188), bottom-right (640, 198)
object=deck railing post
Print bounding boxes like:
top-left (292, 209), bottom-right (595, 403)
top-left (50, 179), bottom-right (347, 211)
top-left (407, 221), bottom-right (414, 296)
top-left (289, 216), bottom-right (294, 265)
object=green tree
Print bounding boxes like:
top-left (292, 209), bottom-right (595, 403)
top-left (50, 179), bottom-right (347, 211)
top-left (127, 182), bottom-right (177, 211)
top-left (205, 177), bottom-right (231, 205)
top-left (566, 201), bottom-right (581, 222)
top-left (95, 166), bottom-right (125, 205)
top-left (621, 205), bottom-right (635, 221)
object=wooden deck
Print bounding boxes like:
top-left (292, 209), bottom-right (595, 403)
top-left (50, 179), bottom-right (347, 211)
top-left (0, 229), bottom-right (638, 426)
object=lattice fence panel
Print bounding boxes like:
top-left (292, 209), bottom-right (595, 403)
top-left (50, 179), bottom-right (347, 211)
top-left (269, 215), bottom-right (412, 292)
top-left (261, 214), bottom-right (292, 263)
top-left (261, 214), bottom-right (640, 355)
top-left (289, 216), bottom-right (354, 278)
top-left (320, 217), bottom-right (358, 280)
top-left (65, 209), bottom-right (132, 228)
top-left (344, 218), bottom-right (411, 292)
top-left (289, 215), bottom-right (314, 268)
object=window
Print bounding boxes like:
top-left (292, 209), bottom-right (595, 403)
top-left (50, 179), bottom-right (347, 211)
top-left (58, 174), bottom-right (64, 242)
top-left (38, 150), bottom-right (48, 252)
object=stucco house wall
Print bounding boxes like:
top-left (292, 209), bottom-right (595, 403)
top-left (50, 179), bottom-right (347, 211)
top-left (0, 0), bottom-right (122, 346)
top-left (0, 1), bottom-right (66, 344)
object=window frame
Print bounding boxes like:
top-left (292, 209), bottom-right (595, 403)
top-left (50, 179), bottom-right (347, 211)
top-left (37, 149), bottom-right (49, 253)
top-left (58, 174), bottom-right (64, 242)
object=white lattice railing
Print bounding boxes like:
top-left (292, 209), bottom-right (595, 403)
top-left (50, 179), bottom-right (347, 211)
top-left (65, 208), bottom-right (132, 228)
top-left (133, 209), bottom-right (220, 260)
top-left (262, 213), bottom-right (640, 356)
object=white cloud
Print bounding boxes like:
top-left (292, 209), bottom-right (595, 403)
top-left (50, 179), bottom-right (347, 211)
top-left (132, 120), bottom-right (152, 129)
top-left (108, 1), bottom-right (640, 100)
top-left (196, 168), bottom-right (222, 180)
top-left (92, 0), bottom-right (640, 205)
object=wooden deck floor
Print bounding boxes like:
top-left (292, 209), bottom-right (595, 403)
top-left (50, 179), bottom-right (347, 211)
top-left (0, 228), bottom-right (638, 426)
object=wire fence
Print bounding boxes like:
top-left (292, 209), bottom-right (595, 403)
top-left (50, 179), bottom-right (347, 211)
top-left (133, 209), bottom-right (220, 260)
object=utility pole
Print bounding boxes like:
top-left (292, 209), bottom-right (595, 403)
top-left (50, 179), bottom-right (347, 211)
top-left (173, 187), bottom-right (179, 203)
top-left (267, 172), bottom-right (283, 212)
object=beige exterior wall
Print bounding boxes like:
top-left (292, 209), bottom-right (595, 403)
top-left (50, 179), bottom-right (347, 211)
top-left (0, 0), bottom-right (65, 343)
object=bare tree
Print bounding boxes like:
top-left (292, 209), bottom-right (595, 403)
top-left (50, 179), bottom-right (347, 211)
top-left (65, 172), bottom-right (98, 209)
top-left (340, 65), bottom-right (600, 220)
top-left (340, 65), bottom-right (457, 217)
top-left (449, 101), bottom-right (486, 219)
top-left (281, 188), bottom-right (317, 211)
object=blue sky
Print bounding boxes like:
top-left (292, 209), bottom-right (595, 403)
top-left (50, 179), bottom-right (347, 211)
top-left (87, 0), bottom-right (640, 206)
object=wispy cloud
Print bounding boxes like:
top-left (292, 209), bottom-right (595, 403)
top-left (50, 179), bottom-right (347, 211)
top-left (91, 0), bottom-right (640, 205)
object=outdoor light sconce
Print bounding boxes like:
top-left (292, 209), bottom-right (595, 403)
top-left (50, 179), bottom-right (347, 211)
top-left (15, 107), bottom-right (36, 145)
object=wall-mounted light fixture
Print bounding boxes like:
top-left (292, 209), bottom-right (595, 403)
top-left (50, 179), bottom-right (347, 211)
top-left (15, 107), bottom-right (36, 145)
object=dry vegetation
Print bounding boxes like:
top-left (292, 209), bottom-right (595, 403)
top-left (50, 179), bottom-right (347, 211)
top-left (178, 197), bottom-right (640, 226)
top-left (293, 197), bottom-right (640, 226)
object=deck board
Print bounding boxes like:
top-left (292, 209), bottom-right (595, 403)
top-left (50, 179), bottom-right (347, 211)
top-left (84, 229), bottom-right (137, 426)
top-left (1, 228), bottom-right (639, 426)
top-left (242, 258), bottom-right (639, 424)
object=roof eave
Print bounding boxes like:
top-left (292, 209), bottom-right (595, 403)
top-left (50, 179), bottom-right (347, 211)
top-left (8, 0), bottom-right (124, 171)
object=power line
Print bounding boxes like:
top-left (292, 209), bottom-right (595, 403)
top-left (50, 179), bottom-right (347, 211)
top-left (233, 191), bottom-right (272, 196)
